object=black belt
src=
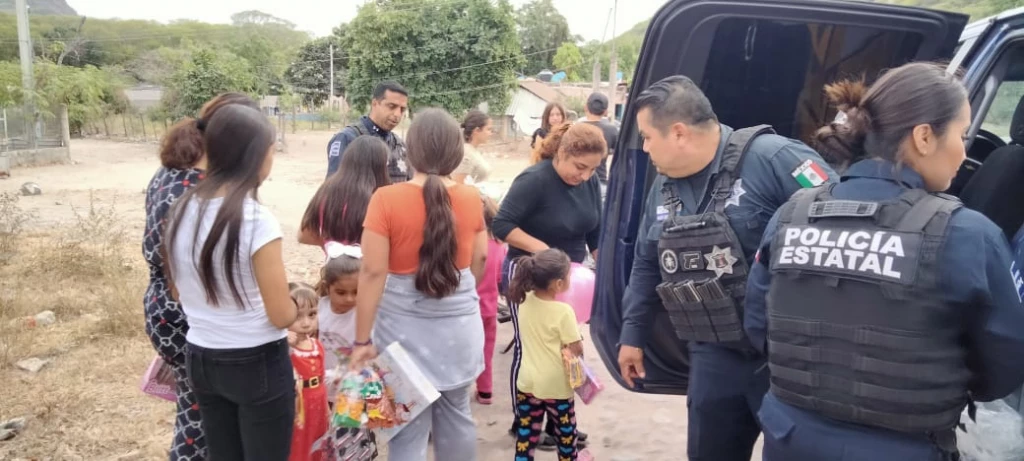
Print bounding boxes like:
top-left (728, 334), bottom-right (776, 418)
top-left (303, 376), bottom-right (320, 389)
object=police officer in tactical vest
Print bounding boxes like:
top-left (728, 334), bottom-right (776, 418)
top-left (616, 75), bottom-right (837, 461)
top-left (744, 62), bottom-right (1024, 461)
top-left (326, 81), bottom-right (411, 182)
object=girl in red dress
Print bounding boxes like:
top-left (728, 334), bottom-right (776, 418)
top-left (288, 284), bottom-right (329, 461)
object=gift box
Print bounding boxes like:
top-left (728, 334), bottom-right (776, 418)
top-left (573, 362), bottom-right (604, 405)
top-left (140, 355), bottom-right (177, 402)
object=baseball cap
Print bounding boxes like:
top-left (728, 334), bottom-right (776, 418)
top-left (586, 92), bottom-right (609, 115)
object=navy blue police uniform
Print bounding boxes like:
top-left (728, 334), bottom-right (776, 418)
top-left (325, 115), bottom-right (409, 182)
top-left (621, 124), bottom-right (837, 461)
top-left (744, 159), bottom-right (1024, 461)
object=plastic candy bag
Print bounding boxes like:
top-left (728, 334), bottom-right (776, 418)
top-left (563, 348), bottom-right (585, 389)
top-left (957, 399), bottom-right (1024, 461)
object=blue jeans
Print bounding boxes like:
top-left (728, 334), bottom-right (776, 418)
top-left (186, 338), bottom-right (295, 461)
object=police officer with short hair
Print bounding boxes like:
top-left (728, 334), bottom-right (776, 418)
top-left (744, 62), bottom-right (1024, 461)
top-left (326, 81), bottom-right (410, 182)
top-left (616, 75), bottom-right (837, 461)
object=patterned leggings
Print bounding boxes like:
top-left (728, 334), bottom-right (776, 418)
top-left (146, 291), bottom-right (206, 461)
top-left (513, 392), bottom-right (577, 461)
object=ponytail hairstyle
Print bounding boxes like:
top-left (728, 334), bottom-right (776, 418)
top-left (405, 108), bottom-right (465, 298)
top-left (507, 249), bottom-right (571, 305)
top-left (159, 92), bottom-right (259, 170)
top-left (316, 249), bottom-right (362, 296)
top-left (300, 136), bottom-right (391, 244)
top-left (530, 122), bottom-right (607, 165)
top-left (814, 62), bottom-right (967, 169)
top-left (461, 109), bottom-right (491, 142)
top-left (164, 104), bottom-right (276, 308)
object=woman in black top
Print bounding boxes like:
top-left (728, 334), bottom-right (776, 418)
top-left (530, 101), bottom-right (567, 151)
top-left (494, 122), bottom-right (605, 450)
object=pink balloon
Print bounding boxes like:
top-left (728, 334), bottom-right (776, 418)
top-left (555, 263), bottom-right (596, 323)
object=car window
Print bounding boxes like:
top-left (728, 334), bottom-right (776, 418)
top-left (700, 18), bottom-right (925, 146)
top-left (981, 79), bottom-right (1024, 142)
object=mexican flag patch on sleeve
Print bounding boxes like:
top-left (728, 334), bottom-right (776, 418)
top-left (791, 159), bottom-right (829, 188)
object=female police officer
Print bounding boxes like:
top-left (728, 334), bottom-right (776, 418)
top-left (744, 62), bottom-right (1024, 460)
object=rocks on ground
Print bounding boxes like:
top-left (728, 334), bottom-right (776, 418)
top-left (0, 417), bottom-right (27, 441)
top-left (15, 357), bottom-right (51, 373)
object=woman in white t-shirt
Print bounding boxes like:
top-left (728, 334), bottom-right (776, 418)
top-left (165, 104), bottom-right (297, 461)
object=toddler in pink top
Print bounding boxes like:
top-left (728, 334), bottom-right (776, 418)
top-left (476, 196), bottom-right (506, 404)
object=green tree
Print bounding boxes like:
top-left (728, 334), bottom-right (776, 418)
top-left (33, 62), bottom-right (126, 132)
top-left (285, 35), bottom-right (344, 107)
top-left (553, 42), bottom-right (584, 81)
top-left (515, 0), bottom-right (576, 75)
top-left (345, 0), bottom-right (523, 114)
top-left (161, 47), bottom-right (258, 119)
top-left (231, 10), bottom-right (297, 29)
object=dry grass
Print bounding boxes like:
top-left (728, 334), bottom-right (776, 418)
top-left (0, 192), bottom-right (171, 461)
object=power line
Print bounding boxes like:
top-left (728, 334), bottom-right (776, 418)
top-left (378, 46), bottom-right (557, 82)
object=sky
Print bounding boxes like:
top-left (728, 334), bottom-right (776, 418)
top-left (66, 0), bottom-right (667, 43)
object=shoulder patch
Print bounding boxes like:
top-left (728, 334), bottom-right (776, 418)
top-left (328, 140), bottom-right (342, 158)
top-left (791, 159), bottom-right (828, 188)
top-left (1012, 261), bottom-right (1024, 302)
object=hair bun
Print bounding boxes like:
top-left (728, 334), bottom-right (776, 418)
top-left (824, 80), bottom-right (867, 113)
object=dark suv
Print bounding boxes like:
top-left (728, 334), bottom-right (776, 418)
top-left (593, 0), bottom-right (1024, 395)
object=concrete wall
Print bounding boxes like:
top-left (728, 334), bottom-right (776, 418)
top-left (0, 105), bottom-right (72, 174)
top-left (3, 147), bottom-right (70, 168)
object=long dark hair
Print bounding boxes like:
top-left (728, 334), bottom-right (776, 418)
top-left (405, 108), bottom-right (465, 298)
top-left (507, 249), bottom-right (570, 305)
top-left (301, 136), bottom-right (390, 244)
top-left (159, 92), bottom-right (259, 170)
top-left (541, 102), bottom-right (567, 132)
top-left (461, 109), bottom-right (490, 142)
top-left (165, 104), bottom-right (276, 308)
top-left (814, 62), bottom-right (967, 168)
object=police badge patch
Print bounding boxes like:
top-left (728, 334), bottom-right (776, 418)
top-left (725, 179), bottom-right (745, 209)
top-left (661, 249), bottom-right (679, 274)
top-left (705, 245), bottom-right (738, 277)
top-left (681, 251), bottom-right (703, 271)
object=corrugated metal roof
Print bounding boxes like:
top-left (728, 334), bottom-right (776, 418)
top-left (518, 79), bottom-right (560, 103)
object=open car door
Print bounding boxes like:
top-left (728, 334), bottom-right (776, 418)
top-left (592, 0), bottom-right (968, 395)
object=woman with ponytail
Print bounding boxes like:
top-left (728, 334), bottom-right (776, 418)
top-left (744, 62), bottom-right (1024, 460)
top-left (142, 92), bottom-right (258, 461)
top-left (453, 109), bottom-right (493, 185)
top-left (350, 108), bottom-right (488, 461)
top-left (493, 122), bottom-right (604, 449)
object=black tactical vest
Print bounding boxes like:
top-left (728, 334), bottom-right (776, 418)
top-left (654, 125), bottom-right (774, 343)
top-left (351, 123), bottom-right (411, 183)
top-left (766, 186), bottom-right (970, 434)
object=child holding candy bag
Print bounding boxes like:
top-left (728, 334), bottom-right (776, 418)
top-left (508, 249), bottom-right (584, 461)
top-left (316, 247), bottom-right (379, 461)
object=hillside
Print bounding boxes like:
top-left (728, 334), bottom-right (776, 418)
top-left (0, 0), bottom-right (77, 16)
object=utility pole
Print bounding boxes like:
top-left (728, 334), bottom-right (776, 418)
top-left (15, 0), bottom-right (35, 147)
top-left (329, 44), bottom-right (335, 110)
top-left (593, 7), bottom-right (613, 94)
top-left (607, 0), bottom-right (618, 122)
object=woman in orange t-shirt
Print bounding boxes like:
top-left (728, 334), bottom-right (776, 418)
top-left (351, 108), bottom-right (488, 461)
